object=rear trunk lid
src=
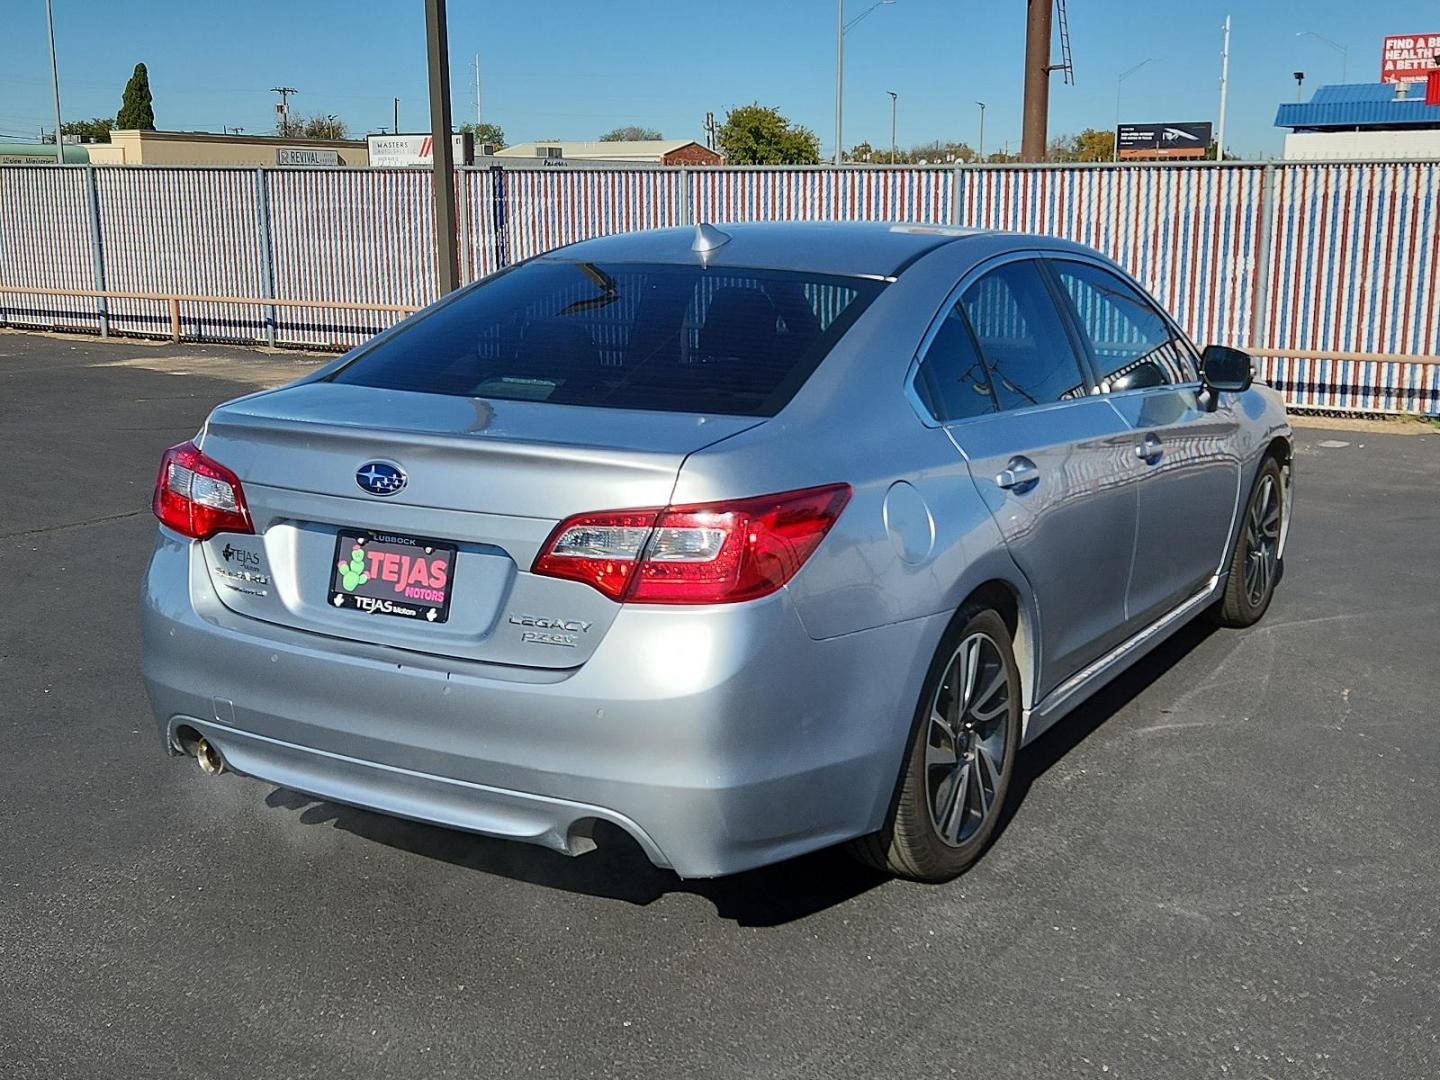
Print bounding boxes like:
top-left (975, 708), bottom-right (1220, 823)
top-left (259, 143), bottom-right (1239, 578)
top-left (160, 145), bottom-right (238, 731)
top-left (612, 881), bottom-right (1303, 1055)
top-left (195, 382), bottom-right (760, 668)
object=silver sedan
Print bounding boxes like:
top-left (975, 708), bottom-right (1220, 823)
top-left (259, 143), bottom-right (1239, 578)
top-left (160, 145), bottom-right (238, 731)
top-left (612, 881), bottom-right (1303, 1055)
top-left (141, 221), bottom-right (1292, 881)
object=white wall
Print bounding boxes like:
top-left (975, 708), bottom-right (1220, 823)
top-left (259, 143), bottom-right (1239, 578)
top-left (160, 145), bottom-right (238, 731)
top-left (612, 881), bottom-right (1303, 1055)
top-left (1283, 128), bottom-right (1440, 160)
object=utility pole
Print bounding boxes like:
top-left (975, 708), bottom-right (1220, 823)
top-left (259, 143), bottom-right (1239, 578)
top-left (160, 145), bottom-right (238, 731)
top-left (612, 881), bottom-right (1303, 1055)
top-left (393, 97), bottom-right (399, 134)
top-left (1216, 16), bottom-right (1231, 162)
top-left (271, 87), bottom-right (298, 137)
top-left (976, 101), bottom-right (986, 160)
top-left (1020, 0), bottom-right (1052, 161)
top-left (44, 0), bottom-right (64, 164)
top-left (704, 111), bottom-right (717, 151)
top-left (424, 0), bottom-right (460, 294)
top-left (887, 90), bottom-right (898, 163)
top-left (474, 54), bottom-right (482, 128)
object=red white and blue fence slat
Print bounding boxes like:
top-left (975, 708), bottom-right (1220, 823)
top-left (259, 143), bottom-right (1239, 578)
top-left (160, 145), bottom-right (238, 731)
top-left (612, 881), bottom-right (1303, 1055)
top-left (266, 168), bottom-right (437, 348)
top-left (0, 162), bottom-right (1436, 413)
top-left (0, 166), bottom-right (96, 332)
top-left (95, 168), bottom-right (262, 340)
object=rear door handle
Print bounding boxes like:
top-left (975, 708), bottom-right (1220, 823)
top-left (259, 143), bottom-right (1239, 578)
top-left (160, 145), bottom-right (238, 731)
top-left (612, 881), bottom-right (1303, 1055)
top-left (1135, 433), bottom-right (1164, 463)
top-left (996, 456), bottom-right (1039, 491)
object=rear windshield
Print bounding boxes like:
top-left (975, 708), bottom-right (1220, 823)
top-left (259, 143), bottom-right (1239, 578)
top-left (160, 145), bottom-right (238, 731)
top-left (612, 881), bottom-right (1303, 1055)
top-left (329, 260), bottom-right (884, 416)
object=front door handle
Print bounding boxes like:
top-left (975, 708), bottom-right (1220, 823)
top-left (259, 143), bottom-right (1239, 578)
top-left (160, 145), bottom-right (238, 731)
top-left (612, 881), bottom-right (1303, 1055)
top-left (1135, 433), bottom-right (1164, 464)
top-left (996, 456), bottom-right (1040, 491)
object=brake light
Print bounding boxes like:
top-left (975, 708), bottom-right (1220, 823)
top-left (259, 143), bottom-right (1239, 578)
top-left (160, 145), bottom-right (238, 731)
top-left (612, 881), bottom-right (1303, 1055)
top-left (151, 440), bottom-right (253, 541)
top-left (533, 484), bottom-right (851, 604)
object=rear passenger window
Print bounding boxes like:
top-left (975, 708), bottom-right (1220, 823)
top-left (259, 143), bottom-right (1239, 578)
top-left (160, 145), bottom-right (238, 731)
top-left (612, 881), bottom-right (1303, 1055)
top-left (914, 306), bottom-right (997, 422)
top-left (960, 262), bottom-right (1087, 410)
top-left (1050, 261), bottom-right (1196, 390)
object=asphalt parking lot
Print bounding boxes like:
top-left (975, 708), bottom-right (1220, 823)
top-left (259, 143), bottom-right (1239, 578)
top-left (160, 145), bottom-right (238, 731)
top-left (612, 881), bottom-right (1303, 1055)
top-left (2, 331), bottom-right (1438, 1080)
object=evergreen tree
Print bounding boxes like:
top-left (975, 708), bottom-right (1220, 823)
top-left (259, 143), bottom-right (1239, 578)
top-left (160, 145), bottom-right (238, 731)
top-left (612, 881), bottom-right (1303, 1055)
top-left (116, 63), bottom-right (155, 130)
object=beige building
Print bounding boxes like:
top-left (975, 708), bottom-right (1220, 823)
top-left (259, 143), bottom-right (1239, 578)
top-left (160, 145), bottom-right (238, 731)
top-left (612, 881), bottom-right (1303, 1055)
top-left (86, 129), bottom-right (369, 167)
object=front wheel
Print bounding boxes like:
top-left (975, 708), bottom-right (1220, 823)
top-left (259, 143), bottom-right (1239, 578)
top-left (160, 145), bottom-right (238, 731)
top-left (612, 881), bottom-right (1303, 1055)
top-left (1214, 457), bottom-right (1284, 628)
top-left (849, 607), bottom-right (1022, 882)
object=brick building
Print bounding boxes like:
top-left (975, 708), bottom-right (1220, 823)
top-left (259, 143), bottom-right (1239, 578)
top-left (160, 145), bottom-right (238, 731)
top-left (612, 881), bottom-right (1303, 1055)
top-left (495, 139), bottom-right (723, 166)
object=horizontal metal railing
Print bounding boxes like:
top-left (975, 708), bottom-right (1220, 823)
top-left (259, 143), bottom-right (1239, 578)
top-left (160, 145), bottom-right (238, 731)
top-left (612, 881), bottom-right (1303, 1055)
top-left (2, 283), bottom-right (1436, 372)
top-left (0, 284), bottom-right (421, 343)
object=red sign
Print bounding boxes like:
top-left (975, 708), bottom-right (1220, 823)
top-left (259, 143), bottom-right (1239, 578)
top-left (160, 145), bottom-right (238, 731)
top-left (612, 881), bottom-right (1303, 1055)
top-left (1381, 33), bottom-right (1440, 84)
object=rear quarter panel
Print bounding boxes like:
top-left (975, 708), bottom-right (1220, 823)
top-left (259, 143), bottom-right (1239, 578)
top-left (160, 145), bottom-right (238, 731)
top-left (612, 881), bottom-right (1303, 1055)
top-left (671, 237), bottom-right (1034, 648)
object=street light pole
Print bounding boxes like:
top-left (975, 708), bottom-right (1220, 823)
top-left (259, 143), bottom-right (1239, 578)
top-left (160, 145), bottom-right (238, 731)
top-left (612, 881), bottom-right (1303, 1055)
top-left (1217, 15), bottom-right (1231, 161)
top-left (424, 0), bottom-right (459, 294)
top-left (44, 0), bottom-right (64, 164)
top-left (833, 0), bottom-right (896, 166)
top-left (976, 101), bottom-right (986, 161)
top-left (1113, 58), bottom-right (1157, 163)
top-left (888, 90), bottom-right (897, 162)
top-left (1296, 31), bottom-right (1348, 83)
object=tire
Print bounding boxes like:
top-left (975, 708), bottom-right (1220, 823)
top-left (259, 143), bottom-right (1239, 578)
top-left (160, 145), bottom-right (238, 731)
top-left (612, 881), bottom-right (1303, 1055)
top-left (849, 606), bottom-right (1022, 883)
top-left (1214, 456), bottom-right (1284, 628)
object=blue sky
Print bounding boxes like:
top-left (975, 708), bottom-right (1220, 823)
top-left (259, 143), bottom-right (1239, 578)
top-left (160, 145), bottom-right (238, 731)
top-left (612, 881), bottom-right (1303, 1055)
top-left (3, 0), bottom-right (1432, 158)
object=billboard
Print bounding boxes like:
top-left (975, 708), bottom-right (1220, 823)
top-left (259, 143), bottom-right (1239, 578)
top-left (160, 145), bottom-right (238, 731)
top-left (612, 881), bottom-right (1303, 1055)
top-left (1116, 122), bottom-right (1212, 160)
top-left (366, 133), bottom-right (474, 167)
top-left (1381, 33), bottom-right (1440, 84)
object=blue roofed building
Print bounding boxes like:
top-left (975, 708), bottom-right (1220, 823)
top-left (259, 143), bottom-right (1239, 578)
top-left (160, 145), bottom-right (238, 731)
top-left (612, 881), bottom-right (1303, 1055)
top-left (1275, 80), bottom-right (1440, 160)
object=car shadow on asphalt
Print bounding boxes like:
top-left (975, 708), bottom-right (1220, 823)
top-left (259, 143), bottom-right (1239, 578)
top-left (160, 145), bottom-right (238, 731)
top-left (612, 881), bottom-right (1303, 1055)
top-left (262, 617), bottom-right (1221, 928)
top-left (1004, 616), bottom-right (1220, 804)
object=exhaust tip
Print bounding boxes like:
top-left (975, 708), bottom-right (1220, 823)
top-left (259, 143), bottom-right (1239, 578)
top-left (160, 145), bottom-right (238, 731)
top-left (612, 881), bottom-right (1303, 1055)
top-left (195, 737), bottom-right (225, 776)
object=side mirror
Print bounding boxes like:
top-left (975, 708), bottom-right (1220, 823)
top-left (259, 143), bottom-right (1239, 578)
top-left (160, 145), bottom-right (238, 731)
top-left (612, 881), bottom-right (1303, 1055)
top-left (1200, 344), bottom-right (1254, 394)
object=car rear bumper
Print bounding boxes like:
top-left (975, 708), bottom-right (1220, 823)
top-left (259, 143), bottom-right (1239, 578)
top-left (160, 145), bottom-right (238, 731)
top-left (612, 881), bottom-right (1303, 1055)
top-left (140, 532), bottom-right (941, 877)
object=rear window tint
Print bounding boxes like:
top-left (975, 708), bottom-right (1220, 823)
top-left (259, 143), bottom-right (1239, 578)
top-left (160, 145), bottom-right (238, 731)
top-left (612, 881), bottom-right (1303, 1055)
top-left (329, 260), bottom-right (884, 416)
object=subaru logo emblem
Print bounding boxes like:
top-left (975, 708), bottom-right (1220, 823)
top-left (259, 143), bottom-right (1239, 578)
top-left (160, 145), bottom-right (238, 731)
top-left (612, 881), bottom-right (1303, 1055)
top-left (356, 461), bottom-right (407, 497)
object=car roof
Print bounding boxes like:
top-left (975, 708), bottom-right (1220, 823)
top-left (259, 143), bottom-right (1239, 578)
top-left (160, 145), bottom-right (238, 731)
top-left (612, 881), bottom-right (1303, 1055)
top-left (541, 220), bottom-right (1021, 279)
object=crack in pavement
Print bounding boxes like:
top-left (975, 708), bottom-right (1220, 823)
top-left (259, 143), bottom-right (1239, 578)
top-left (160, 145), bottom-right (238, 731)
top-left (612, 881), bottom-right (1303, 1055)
top-left (1, 508), bottom-right (148, 540)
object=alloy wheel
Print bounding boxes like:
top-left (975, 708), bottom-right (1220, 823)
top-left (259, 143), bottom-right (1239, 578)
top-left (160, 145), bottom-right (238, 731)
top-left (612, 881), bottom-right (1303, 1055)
top-left (924, 632), bottom-right (1012, 847)
top-left (1243, 474), bottom-right (1281, 608)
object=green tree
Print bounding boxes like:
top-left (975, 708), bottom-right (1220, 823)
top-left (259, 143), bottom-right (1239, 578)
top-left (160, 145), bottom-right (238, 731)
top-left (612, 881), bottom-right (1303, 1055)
top-left (845, 140), bottom-right (874, 163)
top-left (908, 140), bottom-right (976, 164)
top-left (61, 117), bottom-right (114, 141)
top-left (1072, 128), bottom-right (1114, 161)
top-left (279, 113), bottom-right (348, 140)
top-left (716, 103), bottom-right (820, 165)
top-left (458, 121), bottom-right (506, 149)
top-left (600, 125), bottom-right (662, 141)
top-left (115, 63), bottom-right (155, 130)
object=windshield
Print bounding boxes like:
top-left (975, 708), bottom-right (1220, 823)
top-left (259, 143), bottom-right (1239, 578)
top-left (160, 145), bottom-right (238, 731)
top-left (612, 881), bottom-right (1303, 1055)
top-left (329, 260), bottom-right (884, 416)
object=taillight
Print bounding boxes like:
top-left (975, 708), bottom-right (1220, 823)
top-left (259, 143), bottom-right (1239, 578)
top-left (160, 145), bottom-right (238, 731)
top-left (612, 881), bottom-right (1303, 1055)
top-left (533, 484), bottom-right (851, 605)
top-left (151, 440), bottom-right (253, 541)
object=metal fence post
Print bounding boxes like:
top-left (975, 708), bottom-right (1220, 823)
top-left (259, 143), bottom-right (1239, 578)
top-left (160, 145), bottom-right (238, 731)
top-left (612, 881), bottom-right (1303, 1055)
top-left (83, 165), bottom-right (108, 337)
top-left (677, 166), bottom-right (692, 225)
top-left (254, 168), bottom-right (277, 348)
top-left (949, 164), bottom-right (963, 226)
top-left (455, 166), bottom-right (471, 284)
top-left (1248, 163), bottom-right (1277, 350)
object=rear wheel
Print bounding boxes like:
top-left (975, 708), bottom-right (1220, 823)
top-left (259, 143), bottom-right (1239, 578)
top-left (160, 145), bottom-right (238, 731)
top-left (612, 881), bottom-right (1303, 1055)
top-left (1215, 457), bottom-right (1284, 628)
top-left (849, 607), bottom-right (1022, 882)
